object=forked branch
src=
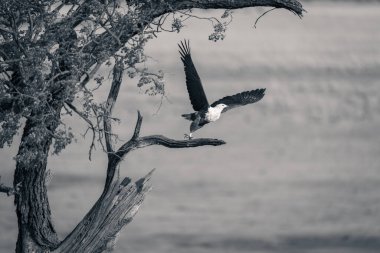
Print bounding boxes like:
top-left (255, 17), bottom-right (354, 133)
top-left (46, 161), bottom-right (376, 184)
top-left (115, 111), bottom-right (226, 160)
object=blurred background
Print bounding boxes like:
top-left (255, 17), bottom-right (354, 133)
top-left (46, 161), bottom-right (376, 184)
top-left (1, 1), bottom-right (380, 252)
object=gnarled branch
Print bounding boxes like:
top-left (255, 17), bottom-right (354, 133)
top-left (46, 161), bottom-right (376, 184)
top-left (138, 135), bottom-right (226, 149)
top-left (115, 134), bottom-right (226, 158)
top-left (172, 0), bottom-right (304, 16)
top-left (115, 111), bottom-right (226, 159)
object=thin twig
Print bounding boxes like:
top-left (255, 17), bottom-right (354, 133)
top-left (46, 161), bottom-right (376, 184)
top-left (65, 102), bottom-right (97, 160)
top-left (254, 7), bottom-right (276, 28)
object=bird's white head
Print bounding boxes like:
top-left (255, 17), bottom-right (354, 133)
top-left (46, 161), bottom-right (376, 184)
top-left (215, 103), bottom-right (228, 111)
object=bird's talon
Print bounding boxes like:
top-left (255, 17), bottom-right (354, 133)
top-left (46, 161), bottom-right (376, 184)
top-left (184, 134), bottom-right (192, 140)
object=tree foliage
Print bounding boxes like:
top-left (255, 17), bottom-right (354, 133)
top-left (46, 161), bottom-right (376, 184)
top-left (0, 0), bottom-right (303, 157)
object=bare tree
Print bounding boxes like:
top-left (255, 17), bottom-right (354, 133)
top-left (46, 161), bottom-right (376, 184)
top-left (0, 0), bottom-right (304, 252)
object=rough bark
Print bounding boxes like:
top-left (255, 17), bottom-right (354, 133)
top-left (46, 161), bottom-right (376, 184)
top-left (54, 169), bottom-right (154, 253)
top-left (14, 116), bottom-right (61, 252)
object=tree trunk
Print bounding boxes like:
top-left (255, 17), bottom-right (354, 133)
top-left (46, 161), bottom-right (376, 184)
top-left (14, 116), bottom-right (60, 252)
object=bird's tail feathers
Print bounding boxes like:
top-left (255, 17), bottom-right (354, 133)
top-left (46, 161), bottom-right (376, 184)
top-left (178, 39), bottom-right (191, 61)
top-left (181, 113), bottom-right (196, 121)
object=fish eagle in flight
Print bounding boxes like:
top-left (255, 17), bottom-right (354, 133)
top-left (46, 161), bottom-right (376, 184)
top-left (179, 40), bottom-right (266, 139)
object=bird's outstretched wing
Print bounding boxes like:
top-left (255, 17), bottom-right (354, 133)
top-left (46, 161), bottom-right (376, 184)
top-left (178, 40), bottom-right (209, 111)
top-left (210, 88), bottom-right (266, 113)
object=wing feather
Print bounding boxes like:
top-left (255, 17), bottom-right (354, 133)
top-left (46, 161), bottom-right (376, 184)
top-left (211, 88), bottom-right (266, 113)
top-left (178, 40), bottom-right (209, 111)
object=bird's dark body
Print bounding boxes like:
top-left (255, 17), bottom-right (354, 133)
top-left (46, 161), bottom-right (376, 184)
top-left (178, 40), bottom-right (266, 138)
top-left (182, 110), bottom-right (210, 132)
